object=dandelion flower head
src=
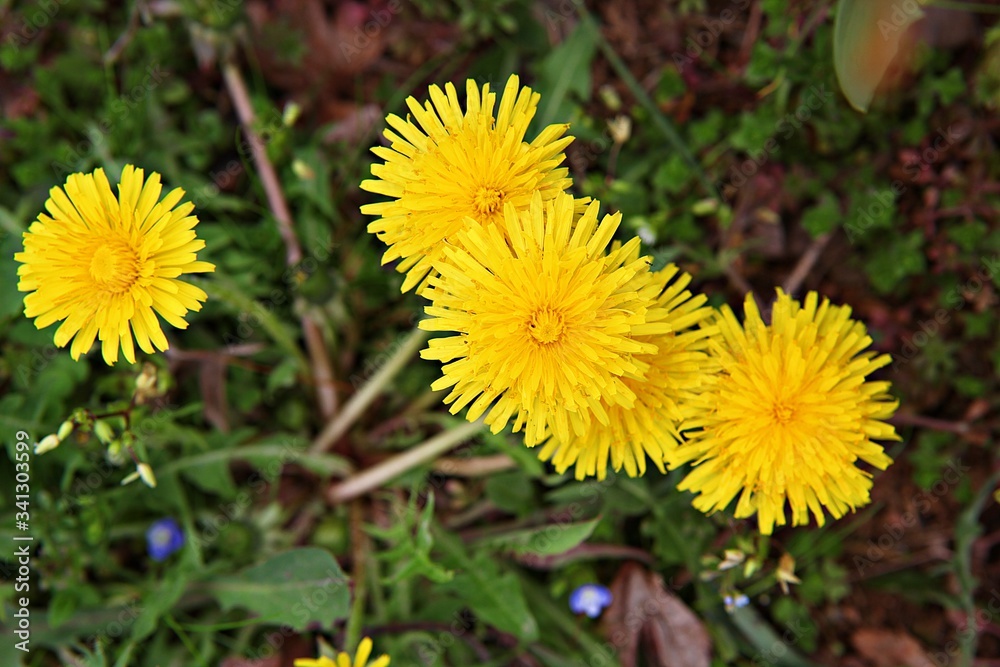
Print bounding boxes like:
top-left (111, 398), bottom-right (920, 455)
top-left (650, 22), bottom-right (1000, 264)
top-left (420, 192), bottom-right (672, 446)
top-left (362, 74), bottom-right (577, 292)
top-left (669, 289), bottom-right (899, 534)
top-left (295, 637), bottom-right (390, 667)
top-left (538, 256), bottom-right (717, 480)
top-left (15, 166), bottom-right (215, 365)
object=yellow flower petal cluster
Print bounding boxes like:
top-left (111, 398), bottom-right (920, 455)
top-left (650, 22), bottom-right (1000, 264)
top-left (295, 637), bottom-right (390, 667)
top-left (420, 193), bottom-right (672, 446)
top-left (15, 165), bottom-right (215, 365)
top-left (362, 72), bottom-right (901, 521)
top-left (668, 289), bottom-right (899, 534)
top-left (538, 250), bottom-right (717, 480)
top-left (361, 74), bottom-right (577, 293)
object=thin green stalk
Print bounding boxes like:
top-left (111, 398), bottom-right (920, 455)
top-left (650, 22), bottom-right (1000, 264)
top-left (311, 327), bottom-right (431, 454)
top-left (575, 7), bottom-right (716, 198)
top-left (164, 613), bottom-right (206, 666)
top-left (954, 468), bottom-right (1000, 667)
top-left (164, 471), bottom-right (204, 568)
top-left (344, 501), bottom-right (369, 655)
top-left (111, 641), bottom-right (136, 667)
top-left (522, 578), bottom-right (618, 665)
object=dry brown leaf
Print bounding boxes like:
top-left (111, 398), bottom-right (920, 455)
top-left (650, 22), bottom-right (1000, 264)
top-left (245, 0), bottom-right (387, 95)
top-left (199, 356), bottom-right (230, 433)
top-left (851, 628), bottom-right (936, 667)
top-left (603, 562), bottom-right (711, 667)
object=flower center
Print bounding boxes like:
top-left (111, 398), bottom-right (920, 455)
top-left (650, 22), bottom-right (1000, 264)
top-left (151, 528), bottom-right (172, 547)
top-left (528, 307), bottom-right (566, 345)
top-left (770, 402), bottom-right (796, 425)
top-left (89, 240), bottom-right (140, 293)
top-left (472, 186), bottom-right (505, 217)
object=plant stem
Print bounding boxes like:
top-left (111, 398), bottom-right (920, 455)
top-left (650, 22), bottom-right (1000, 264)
top-left (576, 7), bottom-right (715, 198)
top-left (327, 419), bottom-right (484, 503)
top-left (221, 60), bottom-right (338, 420)
top-left (311, 328), bottom-right (430, 454)
top-left (344, 500), bottom-right (368, 655)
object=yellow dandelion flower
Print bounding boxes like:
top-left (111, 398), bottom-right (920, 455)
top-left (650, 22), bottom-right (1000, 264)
top-left (361, 74), bottom-right (577, 292)
top-left (295, 637), bottom-right (390, 667)
top-left (14, 165), bottom-right (215, 365)
top-left (669, 289), bottom-right (900, 535)
top-left (419, 192), bottom-right (671, 446)
top-left (538, 257), bottom-right (717, 480)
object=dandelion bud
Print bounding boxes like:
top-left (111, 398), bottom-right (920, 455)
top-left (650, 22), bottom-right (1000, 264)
top-left (138, 463), bottom-right (157, 488)
top-left (57, 420), bottom-right (74, 441)
top-left (35, 434), bottom-right (61, 455)
top-left (94, 420), bottom-right (114, 445)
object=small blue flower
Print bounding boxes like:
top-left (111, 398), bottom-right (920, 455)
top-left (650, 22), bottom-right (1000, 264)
top-left (569, 584), bottom-right (613, 618)
top-left (723, 593), bottom-right (750, 613)
top-left (146, 518), bottom-right (184, 561)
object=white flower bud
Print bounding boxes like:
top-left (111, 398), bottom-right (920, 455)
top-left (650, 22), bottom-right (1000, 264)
top-left (137, 463), bottom-right (157, 488)
top-left (35, 434), bottom-right (61, 455)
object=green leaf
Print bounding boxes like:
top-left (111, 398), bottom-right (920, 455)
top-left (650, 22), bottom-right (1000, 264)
top-left (484, 471), bottom-right (536, 515)
top-left (208, 548), bottom-right (350, 630)
top-left (652, 153), bottom-right (692, 195)
top-left (156, 441), bottom-right (352, 480)
top-left (534, 20), bottom-right (599, 129)
top-left (370, 492), bottom-right (454, 585)
top-left (801, 193), bottom-right (841, 237)
top-left (834, 0), bottom-right (925, 112)
top-left (475, 517), bottom-right (601, 557)
top-left (132, 569), bottom-right (189, 641)
top-left (46, 589), bottom-right (81, 630)
top-left (434, 526), bottom-right (539, 641)
top-left (727, 603), bottom-right (815, 667)
top-left (266, 356), bottom-right (301, 394)
top-left (202, 275), bottom-right (308, 368)
top-left (864, 231), bottom-right (926, 294)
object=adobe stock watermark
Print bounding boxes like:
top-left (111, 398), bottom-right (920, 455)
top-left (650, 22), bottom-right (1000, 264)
top-left (876, 0), bottom-right (923, 39)
top-left (221, 567), bottom-right (350, 662)
top-left (348, 311), bottom-right (420, 389)
top-left (577, 580), bottom-right (690, 667)
top-left (892, 255), bottom-right (999, 372)
top-left (192, 439), bottom-right (306, 549)
top-left (51, 65), bottom-right (171, 178)
top-left (719, 84), bottom-right (835, 195)
top-left (537, 0), bottom-right (586, 29)
top-left (750, 616), bottom-right (813, 667)
top-left (339, 0), bottom-right (404, 64)
top-left (415, 609), bottom-right (478, 665)
top-left (192, 109), bottom-right (286, 205)
top-left (853, 458), bottom-right (970, 577)
top-left (62, 404), bottom-right (178, 509)
top-left (926, 587), bottom-right (1000, 667)
top-left (4, 0), bottom-right (69, 50)
top-left (672, 0), bottom-right (753, 72)
top-left (845, 121), bottom-right (967, 244)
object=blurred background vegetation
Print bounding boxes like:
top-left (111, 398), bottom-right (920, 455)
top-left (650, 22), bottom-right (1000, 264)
top-left (1, 0), bottom-right (999, 665)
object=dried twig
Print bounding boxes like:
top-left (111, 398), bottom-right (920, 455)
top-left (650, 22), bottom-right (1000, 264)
top-left (782, 232), bottom-right (832, 296)
top-left (327, 420), bottom-right (484, 503)
top-left (221, 61), bottom-right (338, 419)
top-left (433, 454), bottom-right (517, 477)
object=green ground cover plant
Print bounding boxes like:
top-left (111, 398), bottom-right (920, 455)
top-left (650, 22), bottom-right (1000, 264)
top-left (1, 1), bottom-right (999, 666)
